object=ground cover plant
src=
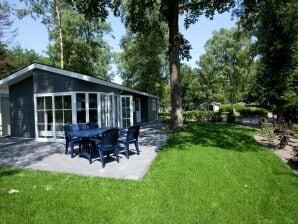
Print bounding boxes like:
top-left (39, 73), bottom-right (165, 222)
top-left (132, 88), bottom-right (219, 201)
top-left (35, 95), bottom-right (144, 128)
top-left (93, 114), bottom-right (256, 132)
top-left (1, 123), bottom-right (297, 223)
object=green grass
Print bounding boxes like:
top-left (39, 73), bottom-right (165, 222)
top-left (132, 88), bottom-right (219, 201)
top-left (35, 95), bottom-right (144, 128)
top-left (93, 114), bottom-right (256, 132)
top-left (1, 123), bottom-right (297, 223)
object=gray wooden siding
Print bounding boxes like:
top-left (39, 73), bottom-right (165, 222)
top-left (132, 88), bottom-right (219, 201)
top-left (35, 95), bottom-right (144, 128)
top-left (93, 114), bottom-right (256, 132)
top-left (9, 76), bottom-right (35, 138)
top-left (33, 70), bottom-right (122, 94)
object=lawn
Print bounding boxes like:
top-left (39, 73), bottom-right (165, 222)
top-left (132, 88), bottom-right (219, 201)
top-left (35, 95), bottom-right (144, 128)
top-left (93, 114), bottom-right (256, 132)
top-left (0, 123), bottom-right (297, 224)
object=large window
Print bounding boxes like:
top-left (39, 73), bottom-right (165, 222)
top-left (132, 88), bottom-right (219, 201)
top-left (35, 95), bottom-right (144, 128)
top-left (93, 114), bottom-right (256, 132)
top-left (89, 94), bottom-right (98, 123)
top-left (37, 96), bottom-right (53, 138)
top-left (121, 96), bottom-right (133, 128)
top-left (35, 92), bottom-right (134, 140)
top-left (100, 94), bottom-right (107, 128)
top-left (54, 95), bottom-right (72, 138)
top-left (76, 93), bottom-right (86, 124)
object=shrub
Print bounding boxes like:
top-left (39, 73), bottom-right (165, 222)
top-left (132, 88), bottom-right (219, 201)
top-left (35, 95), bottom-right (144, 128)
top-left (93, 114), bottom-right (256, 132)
top-left (260, 121), bottom-right (275, 142)
top-left (183, 110), bottom-right (215, 123)
top-left (237, 107), bottom-right (268, 118)
top-left (219, 105), bottom-right (268, 118)
top-left (159, 112), bottom-right (170, 120)
top-left (290, 124), bottom-right (298, 138)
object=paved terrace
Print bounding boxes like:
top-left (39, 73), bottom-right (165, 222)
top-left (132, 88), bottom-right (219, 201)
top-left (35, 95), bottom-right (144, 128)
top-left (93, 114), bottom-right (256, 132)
top-left (0, 121), bottom-right (168, 180)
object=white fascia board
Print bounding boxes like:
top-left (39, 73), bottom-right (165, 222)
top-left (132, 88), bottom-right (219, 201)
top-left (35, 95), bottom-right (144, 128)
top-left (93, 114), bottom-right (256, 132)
top-left (0, 64), bottom-right (35, 88)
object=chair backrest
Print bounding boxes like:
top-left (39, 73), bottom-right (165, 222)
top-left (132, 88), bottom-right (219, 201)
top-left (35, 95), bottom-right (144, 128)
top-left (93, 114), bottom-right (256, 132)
top-left (100, 128), bottom-right (119, 151)
top-left (63, 123), bottom-right (80, 140)
top-left (87, 122), bottom-right (99, 130)
top-left (71, 124), bottom-right (80, 131)
top-left (78, 123), bottom-right (89, 131)
top-left (63, 123), bottom-right (72, 137)
top-left (126, 124), bottom-right (140, 142)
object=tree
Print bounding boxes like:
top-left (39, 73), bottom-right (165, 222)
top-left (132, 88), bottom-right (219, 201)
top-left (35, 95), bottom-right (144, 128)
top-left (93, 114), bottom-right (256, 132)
top-left (118, 7), bottom-right (168, 98)
top-left (9, 45), bottom-right (50, 68)
top-left (47, 4), bottom-right (113, 80)
top-left (18, 0), bottom-right (113, 80)
top-left (198, 28), bottom-right (255, 104)
top-left (18, 0), bottom-right (65, 68)
top-left (179, 64), bottom-right (198, 109)
top-left (70, 0), bottom-right (235, 130)
top-left (235, 0), bottom-right (298, 122)
top-left (0, 1), bottom-right (16, 77)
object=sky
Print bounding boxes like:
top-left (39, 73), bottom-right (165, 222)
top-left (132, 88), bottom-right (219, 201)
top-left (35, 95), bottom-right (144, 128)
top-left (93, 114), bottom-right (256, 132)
top-left (10, 1), bottom-right (236, 84)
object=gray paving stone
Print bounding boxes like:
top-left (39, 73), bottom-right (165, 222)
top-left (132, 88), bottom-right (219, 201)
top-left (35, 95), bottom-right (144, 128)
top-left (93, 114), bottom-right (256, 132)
top-left (0, 121), bottom-right (168, 180)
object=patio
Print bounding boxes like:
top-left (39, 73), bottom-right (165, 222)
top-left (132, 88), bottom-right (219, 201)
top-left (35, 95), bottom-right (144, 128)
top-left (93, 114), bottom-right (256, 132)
top-left (0, 121), bottom-right (168, 180)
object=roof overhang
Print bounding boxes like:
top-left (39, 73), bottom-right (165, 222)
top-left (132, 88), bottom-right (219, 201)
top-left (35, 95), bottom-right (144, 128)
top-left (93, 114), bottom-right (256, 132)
top-left (0, 63), bottom-right (159, 99)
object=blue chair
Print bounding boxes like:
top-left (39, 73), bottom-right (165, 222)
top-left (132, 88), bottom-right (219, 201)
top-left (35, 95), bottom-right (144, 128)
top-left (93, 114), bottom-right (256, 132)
top-left (87, 122), bottom-right (99, 130)
top-left (119, 124), bottom-right (140, 159)
top-left (95, 128), bottom-right (119, 168)
top-left (64, 124), bottom-right (82, 158)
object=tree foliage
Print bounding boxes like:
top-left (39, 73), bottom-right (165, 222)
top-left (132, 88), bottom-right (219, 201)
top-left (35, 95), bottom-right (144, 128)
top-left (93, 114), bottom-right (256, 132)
top-left (10, 45), bottom-right (49, 68)
top-left (47, 3), bottom-right (113, 80)
top-left (235, 0), bottom-right (298, 122)
top-left (18, 0), bottom-right (113, 80)
top-left (0, 1), bottom-right (16, 78)
top-left (198, 28), bottom-right (255, 104)
top-left (118, 4), bottom-right (168, 100)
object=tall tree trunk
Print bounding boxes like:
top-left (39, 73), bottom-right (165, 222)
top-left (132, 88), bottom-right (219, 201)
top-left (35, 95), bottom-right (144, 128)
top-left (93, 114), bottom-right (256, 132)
top-left (168, 0), bottom-right (183, 130)
top-left (55, 0), bottom-right (64, 69)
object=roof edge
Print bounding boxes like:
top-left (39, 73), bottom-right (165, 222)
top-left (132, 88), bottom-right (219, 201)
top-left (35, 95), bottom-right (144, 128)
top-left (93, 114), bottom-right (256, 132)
top-left (0, 63), bottom-right (159, 99)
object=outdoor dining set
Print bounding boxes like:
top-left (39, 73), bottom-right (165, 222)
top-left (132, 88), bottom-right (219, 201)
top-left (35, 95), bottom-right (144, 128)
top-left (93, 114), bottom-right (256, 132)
top-left (64, 123), bottom-right (140, 167)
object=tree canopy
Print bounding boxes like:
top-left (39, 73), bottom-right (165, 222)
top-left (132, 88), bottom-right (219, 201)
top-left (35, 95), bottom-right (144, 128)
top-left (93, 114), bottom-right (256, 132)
top-left (235, 0), bottom-right (298, 122)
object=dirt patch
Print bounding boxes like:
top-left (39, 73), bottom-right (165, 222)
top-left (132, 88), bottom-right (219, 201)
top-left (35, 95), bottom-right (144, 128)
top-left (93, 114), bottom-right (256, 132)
top-left (254, 134), bottom-right (298, 173)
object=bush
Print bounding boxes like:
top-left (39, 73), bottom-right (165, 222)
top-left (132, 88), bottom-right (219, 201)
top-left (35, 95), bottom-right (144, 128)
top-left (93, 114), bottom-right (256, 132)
top-left (183, 110), bottom-right (215, 123)
top-left (237, 107), bottom-right (268, 118)
top-left (260, 121), bottom-right (275, 142)
top-left (219, 104), bottom-right (268, 118)
top-left (159, 112), bottom-right (170, 120)
top-left (290, 124), bottom-right (298, 138)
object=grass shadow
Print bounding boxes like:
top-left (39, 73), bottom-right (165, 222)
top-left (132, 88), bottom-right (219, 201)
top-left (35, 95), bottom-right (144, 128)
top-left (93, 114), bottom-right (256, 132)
top-left (0, 167), bottom-right (21, 177)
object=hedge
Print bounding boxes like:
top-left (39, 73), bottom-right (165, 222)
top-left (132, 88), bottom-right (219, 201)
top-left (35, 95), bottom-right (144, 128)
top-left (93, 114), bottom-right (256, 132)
top-left (219, 104), bottom-right (268, 118)
top-left (183, 110), bottom-right (215, 122)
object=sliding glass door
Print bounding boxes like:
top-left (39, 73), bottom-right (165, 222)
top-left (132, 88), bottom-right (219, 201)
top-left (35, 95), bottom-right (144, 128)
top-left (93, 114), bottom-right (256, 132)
top-left (35, 92), bottom-right (134, 140)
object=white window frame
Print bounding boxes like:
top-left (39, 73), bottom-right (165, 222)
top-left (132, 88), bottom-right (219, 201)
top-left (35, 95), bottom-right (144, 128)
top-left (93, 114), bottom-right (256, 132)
top-left (120, 95), bottom-right (133, 128)
top-left (34, 91), bottom-right (134, 141)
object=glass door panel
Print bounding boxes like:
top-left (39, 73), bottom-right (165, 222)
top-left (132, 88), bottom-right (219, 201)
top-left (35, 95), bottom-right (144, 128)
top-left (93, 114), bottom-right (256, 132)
top-left (89, 93), bottom-right (98, 123)
top-left (36, 96), bottom-right (54, 138)
top-left (121, 96), bottom-right (133, 128)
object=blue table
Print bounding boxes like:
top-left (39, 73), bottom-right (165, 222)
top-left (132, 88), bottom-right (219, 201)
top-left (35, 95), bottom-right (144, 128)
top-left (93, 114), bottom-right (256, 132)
top-left (71, 128), bottom-right (126, 163)
top-left (71, 128), bottom-right (106, 163)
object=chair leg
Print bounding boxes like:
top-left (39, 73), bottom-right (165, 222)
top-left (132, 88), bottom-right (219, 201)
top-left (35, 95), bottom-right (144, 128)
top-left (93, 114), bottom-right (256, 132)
top-left (98, 150), bottom-right (105, 168)
top-left (125, 144), bottom-right (129, 159)
top-left (65, 139), bottom-right (69, 154)
top-left (70, 141), bottom-right (75, 158)
top-left (135, 142), bottom-right (140, 155)
top-left (115, 146), bottom-right (119, 163)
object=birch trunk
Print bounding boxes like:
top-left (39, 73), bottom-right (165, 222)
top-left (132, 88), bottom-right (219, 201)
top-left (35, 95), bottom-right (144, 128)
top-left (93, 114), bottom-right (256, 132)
top-left (55, 0), bottom-right (64, 69)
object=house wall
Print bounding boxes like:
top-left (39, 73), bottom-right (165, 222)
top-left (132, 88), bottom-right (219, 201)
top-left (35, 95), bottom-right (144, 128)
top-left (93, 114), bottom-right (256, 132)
top-left (33, 70), bottom-right (122, 94)
top-left (9, 76), bottom-right (35, 138)
top-left (1, 96), bottom-right (10, 135)
top-left (147, 98), bottom-right (158, 121)
top-left (33, 69), bottom-right (159, 123)
top-left (7, 69), bottom-right (159, 138)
